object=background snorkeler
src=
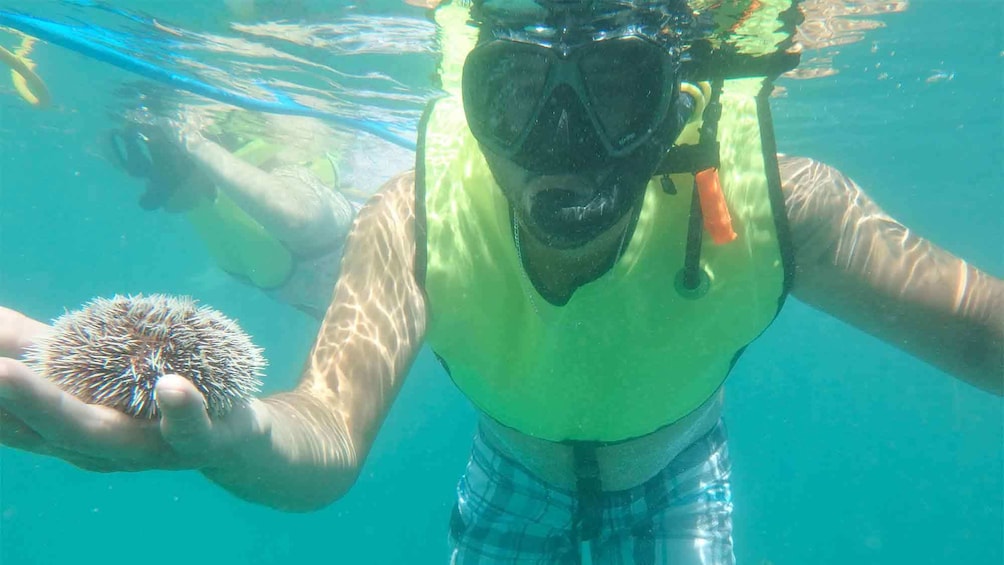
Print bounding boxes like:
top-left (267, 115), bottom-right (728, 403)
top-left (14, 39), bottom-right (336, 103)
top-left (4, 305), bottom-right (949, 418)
top-left (103, 92), bottom-right (413, 319)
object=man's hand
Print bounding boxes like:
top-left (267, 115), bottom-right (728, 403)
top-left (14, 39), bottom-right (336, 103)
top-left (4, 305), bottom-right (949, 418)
top-left (0, 306), bottom-right (272, 472)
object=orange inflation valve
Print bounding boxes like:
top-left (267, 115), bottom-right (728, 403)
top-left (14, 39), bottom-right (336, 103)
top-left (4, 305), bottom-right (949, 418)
top-left (695, 168), bottom-right (737, 245)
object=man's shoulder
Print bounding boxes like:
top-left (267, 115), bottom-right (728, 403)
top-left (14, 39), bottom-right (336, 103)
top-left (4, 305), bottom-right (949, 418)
top-left (776, 155), bottom-right (860, 219)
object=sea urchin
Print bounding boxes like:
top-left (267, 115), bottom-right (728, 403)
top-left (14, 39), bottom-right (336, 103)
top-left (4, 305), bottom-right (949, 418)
top-left (23, 294), bottom-right (265, 419)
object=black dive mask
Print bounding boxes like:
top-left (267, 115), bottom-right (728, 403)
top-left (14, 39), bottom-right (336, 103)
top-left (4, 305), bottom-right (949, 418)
top-left (462, 19), bottom-right (690, 247)
top-left (463, 34), bottom-right (682, 172)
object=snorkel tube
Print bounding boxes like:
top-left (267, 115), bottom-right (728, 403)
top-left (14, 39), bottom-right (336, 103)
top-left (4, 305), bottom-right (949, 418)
top-left (0, 9), bottom-right (417, 150)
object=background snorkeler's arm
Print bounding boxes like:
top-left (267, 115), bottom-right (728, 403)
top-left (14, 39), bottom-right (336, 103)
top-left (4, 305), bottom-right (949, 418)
top-left (175, 126), bottom-right (354, 255)
top-left (780, 156), bottom-right (1003, 395)
top-left (202, 172), bottom-right (428, 511)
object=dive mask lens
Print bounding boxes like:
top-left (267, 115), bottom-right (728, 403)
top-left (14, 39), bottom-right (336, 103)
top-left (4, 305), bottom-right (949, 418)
top-left (578, 38), bottom-right (672, 154)
top-left (462, 41), bottom-right (551, 154)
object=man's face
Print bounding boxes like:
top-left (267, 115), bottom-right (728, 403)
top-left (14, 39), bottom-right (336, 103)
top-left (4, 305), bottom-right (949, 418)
top-left (462, 20), bottom-right (685, 249)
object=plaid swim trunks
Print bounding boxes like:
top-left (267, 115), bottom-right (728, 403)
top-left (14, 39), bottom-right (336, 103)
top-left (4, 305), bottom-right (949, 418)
top-left (448, 421), bottom-right (734, 564)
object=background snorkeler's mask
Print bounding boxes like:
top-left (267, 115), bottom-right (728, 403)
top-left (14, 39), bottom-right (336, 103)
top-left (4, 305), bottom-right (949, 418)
top-left (462, 0), bottom-right (694, 174)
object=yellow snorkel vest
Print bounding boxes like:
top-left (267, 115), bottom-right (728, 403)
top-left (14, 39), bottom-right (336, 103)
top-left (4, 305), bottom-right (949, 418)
top-left (419, 0), bottom-right (797, 443)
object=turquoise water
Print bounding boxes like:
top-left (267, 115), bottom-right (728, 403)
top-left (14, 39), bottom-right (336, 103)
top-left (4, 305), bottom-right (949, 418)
top-left (0, 1), bottom-right (1000, 564)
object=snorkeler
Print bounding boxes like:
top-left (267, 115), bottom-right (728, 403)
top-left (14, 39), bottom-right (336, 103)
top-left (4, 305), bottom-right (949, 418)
top-left (0, 1), bottom-right (1001, 564)
top-left (106, 107), bottom-right (363, 319)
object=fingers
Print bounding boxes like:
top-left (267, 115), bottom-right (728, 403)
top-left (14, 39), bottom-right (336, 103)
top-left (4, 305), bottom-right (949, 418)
top-left (0, 360), bottom-right (255, 473)
top-left (0, 408), bottom-right (130, 472)
top-left (0, 358), bottom-right (180, 467)
top-left (0, 307), bottom-right (50, 357)
top-left (156, 374), bottom-right (214, 458)
top-left (0, 357), bottom-right (99, 444)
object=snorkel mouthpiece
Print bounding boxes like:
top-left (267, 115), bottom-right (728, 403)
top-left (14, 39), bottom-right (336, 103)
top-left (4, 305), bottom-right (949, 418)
top-left (528, 182), bottom-right (619, 247)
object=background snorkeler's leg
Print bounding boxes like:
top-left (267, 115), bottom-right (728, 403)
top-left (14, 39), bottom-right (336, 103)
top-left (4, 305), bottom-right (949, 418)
top-left (592, 422), bottom-right (735, 565)
top-left (268, 164), bottom-right (357, 255)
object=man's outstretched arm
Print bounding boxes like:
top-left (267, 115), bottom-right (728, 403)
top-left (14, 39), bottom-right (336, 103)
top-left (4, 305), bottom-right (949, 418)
top-left (781, 156), bottom-right (1003, 394)
top-left (0, 172), bottom-right (428, 512)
